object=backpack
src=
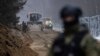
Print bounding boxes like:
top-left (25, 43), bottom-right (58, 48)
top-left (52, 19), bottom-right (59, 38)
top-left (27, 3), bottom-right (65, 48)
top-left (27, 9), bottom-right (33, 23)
top-left (52, 30), bottom-right (87, 56)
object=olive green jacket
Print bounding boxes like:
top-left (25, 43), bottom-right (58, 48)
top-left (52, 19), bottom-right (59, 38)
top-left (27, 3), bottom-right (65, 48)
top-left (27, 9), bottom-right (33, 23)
top-left (48, 25), bottom-right (98, 56)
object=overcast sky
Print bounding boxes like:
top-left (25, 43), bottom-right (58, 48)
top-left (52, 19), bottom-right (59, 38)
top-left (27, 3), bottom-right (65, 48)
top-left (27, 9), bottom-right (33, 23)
top-left (18, 0), bottom-right (100, 24)
top-left (17, 0), bottom-right (52, 23)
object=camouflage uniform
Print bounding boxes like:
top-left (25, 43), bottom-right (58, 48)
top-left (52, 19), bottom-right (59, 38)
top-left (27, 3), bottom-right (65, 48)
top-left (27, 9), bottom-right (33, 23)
top-left (48, 25), bottom-right (98, 56)
top-left (48, 5), bottom-right (98, 56)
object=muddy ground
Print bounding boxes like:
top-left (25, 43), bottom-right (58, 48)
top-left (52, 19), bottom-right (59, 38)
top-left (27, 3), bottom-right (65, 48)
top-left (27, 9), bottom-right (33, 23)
top-left (0, 24), bottom-right (59, 56)
top-left (28, 30), bottom-right (59, 56)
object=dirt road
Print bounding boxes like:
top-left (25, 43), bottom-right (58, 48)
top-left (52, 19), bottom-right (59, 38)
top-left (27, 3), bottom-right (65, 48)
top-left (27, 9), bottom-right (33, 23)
top-left (28, 31), bottom-right (59, 56)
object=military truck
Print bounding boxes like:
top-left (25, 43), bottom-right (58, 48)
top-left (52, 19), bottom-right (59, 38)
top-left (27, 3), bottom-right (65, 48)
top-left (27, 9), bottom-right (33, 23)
top-left (41, 18), bottom-right (53, 31)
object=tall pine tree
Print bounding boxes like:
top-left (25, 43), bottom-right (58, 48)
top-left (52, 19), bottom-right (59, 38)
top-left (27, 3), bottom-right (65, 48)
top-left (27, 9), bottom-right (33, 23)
top-left (0, 0), bottom-right (26, 27)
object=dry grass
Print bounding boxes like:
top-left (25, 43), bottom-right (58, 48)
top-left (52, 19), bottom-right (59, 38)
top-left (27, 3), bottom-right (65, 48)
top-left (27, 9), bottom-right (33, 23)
top-left (0, 24), bottom-right (38, 56)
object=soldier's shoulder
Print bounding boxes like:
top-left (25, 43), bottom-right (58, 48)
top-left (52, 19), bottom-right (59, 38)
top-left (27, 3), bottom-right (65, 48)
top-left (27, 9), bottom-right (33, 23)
top-left (82, 32), bottom-right (96, 44)
top-left (81, 32), bottom-right (95, 47)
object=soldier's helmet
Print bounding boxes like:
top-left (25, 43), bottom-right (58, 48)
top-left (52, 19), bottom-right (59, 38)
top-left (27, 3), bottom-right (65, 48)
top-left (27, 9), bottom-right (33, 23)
top-left (60, 5), bottom-right (83, 19)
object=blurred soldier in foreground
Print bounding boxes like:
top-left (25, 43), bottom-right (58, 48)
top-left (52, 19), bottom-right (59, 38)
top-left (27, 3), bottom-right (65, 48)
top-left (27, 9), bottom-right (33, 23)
top-left (49, 5), bottom-right (97, 56)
